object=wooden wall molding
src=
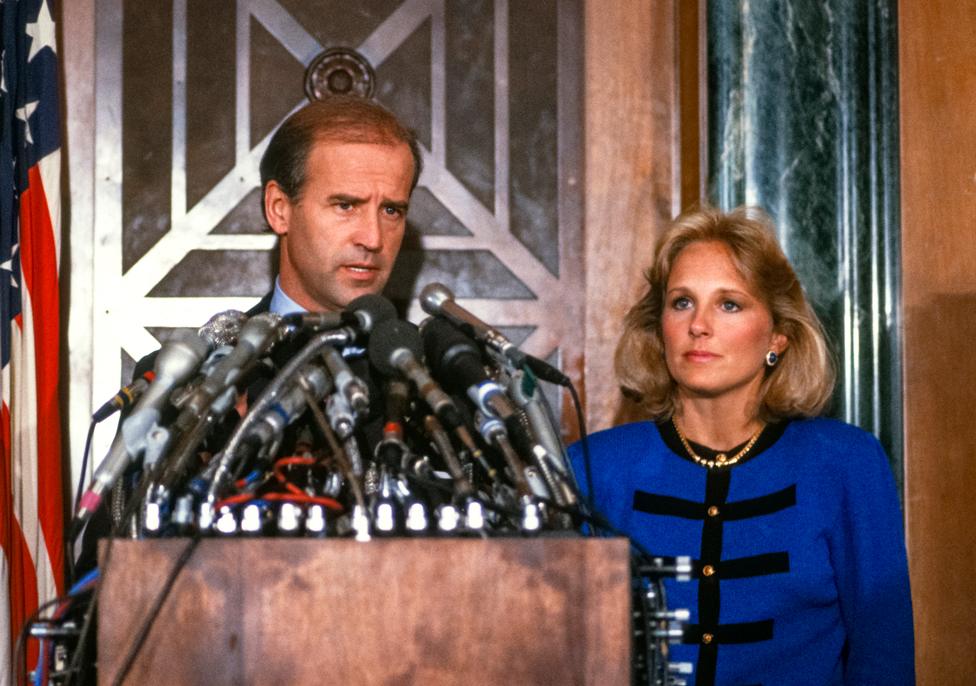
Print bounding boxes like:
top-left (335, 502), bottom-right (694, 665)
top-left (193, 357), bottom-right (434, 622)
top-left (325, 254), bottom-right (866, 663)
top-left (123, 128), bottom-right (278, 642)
top-left (583, 0), bottom-right (686, 431)
top-left (899, 0), bottom-right (976, 681)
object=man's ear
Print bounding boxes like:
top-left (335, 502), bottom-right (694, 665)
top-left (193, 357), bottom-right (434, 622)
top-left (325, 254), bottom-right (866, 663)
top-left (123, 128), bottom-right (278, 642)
top-left (264, 181), bottom-right (291, 237)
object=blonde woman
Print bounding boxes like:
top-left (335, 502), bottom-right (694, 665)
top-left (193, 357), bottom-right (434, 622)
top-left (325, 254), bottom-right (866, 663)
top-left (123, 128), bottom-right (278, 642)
top-left (571, 207), bottom-right (913, 685)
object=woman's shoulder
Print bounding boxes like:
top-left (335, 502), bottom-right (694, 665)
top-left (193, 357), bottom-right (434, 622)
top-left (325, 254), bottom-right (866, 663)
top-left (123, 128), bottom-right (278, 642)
top-left (569, 421), bottom-right (662, 457)
top-left (584, 420), bottom-right (660, 445)
top-left (782, 417), bottom-right (891, 476)
top-left (790, 417), bottom-right (877, 443)
top-left (785, 416), bottom-right (883, 448)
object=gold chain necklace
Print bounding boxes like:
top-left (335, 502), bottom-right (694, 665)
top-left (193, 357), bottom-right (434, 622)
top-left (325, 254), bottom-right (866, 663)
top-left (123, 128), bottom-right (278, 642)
top-left (672, 418), bottom-right (765, 469)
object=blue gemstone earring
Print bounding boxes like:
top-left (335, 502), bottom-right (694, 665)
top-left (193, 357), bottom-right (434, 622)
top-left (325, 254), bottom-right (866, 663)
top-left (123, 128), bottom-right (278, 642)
top-left (765, 350), bottom-right (779, 367)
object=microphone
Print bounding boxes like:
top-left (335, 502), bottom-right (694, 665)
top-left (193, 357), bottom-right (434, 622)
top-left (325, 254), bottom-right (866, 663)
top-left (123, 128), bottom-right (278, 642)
top-left (420, 316), bottom-right (516, 421)
top-left (74, 329), bottom-right (211, 527)
top-left (321, 346), bottom-right (369, 418)
top-left (198, 309), bottom-right (247, 347)
top-left (367, 319), bottom-right (463, 430)
top-left (239, 362), bottom-right (332, 450)
top-left (508, 368), bottom-right (578, 508)
top-left (204, 295), bottom-right (399, 500)
top-left (475, 411), bottom-right (533, 498)
top-left (419, 282), bottom-right (569, 386)
top-left (283, 293), bottom-right (398, 339)
top-left (423, 414), bottom-right (474, 498)
top-left (91, 370), bottom-right (155, 422)
top-left (182, 312), bottom-right (283, 419)
top-left (375, 379), bottom-right (410, 468)
top-left (88, 310), bottom-right (246, 425)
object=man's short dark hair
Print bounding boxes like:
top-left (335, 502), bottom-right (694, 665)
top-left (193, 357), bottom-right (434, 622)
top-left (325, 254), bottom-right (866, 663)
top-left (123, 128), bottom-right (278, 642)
top-left (259, 95), bottom-right (423, 208)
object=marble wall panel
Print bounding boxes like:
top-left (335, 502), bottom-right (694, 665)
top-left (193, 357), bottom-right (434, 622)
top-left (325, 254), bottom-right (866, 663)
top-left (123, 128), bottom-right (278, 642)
top-left (706, 0), bottom-right (902, 476)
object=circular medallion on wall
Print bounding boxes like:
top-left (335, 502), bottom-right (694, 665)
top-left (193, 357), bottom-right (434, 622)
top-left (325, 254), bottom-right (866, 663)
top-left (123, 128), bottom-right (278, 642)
top-left (304, 47), bottom-right (376, 101)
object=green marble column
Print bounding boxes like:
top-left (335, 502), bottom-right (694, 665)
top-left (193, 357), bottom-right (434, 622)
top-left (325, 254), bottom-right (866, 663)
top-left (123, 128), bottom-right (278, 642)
top-left (706, 1), bottom-right (902, 479)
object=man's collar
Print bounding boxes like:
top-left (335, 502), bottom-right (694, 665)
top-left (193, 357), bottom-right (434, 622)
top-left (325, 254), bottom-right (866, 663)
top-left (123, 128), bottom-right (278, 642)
top-left (268, 277), bottom-right (368, 358)
top-left (269, 276), bottom-right (306, 316)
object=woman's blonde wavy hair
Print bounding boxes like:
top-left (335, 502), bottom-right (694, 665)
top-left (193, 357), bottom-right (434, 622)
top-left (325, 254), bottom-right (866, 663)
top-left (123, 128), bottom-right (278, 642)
top-left (615, 206), bottom-right (835, 421)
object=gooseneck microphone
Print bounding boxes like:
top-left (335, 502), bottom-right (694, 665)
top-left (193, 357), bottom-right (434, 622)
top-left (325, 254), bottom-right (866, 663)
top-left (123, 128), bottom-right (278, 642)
top-left (419, 282), bottom-right (570, 386)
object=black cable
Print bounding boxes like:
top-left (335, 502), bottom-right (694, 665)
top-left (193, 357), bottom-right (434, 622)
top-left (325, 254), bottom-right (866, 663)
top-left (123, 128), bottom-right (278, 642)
top-left (67, 420), bottom-right (98, 587)
top-left (65, 526), bottom-right (131, 686)
top-left (73, 421), bottom-right (97, 516)
top-left (110, 534), bottom-right (201, 686)
top-left (14, 595), bottom-right (69, 686)
top-left (565, 380), bottom-right (596, 511)
top-left (561, 380), bottom-right (656, 562)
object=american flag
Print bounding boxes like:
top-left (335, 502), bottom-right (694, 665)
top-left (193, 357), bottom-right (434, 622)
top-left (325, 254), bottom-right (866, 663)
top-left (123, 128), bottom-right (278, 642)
top-left (0, 0), bottom-right (64, 682)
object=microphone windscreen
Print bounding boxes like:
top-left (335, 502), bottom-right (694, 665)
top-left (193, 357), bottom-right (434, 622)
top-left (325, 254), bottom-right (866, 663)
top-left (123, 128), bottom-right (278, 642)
top-left (347, 293), bottom-right (398, 332)
top-left (367, 318), bottom-right (423, 377)
top-left (198, 310), bottom-right (246, 348)
top-left (420, 316), bottom-right (484, 383)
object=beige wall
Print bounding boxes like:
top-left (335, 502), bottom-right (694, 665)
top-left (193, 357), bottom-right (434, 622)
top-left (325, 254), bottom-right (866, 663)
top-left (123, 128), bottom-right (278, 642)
top-left (583, 0), bottom-right (690, 431)
top-left (900, 1), bottom-right (976, 682)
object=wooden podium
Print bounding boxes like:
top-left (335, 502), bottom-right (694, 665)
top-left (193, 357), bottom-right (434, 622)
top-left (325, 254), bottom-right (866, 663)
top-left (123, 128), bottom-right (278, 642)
top-left (98, 538), bottom-right (631, 685)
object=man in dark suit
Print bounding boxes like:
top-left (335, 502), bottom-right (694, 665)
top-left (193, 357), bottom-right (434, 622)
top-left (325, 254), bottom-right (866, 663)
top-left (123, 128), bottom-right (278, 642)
top-left (79, 95), bottom-right (422, 563)
top-left (70, 97), bottom-right (424, 685)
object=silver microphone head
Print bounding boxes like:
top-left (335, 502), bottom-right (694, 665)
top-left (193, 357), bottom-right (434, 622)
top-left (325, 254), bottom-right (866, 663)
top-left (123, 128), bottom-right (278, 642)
top-left (237, 312), bottom-right (283, 351)
top-left (154, 329), bottom-right (211, 382)
top-left (198, 310), bottom-right (247, 348)
top-left (419, 282), bottom-right (454, 316)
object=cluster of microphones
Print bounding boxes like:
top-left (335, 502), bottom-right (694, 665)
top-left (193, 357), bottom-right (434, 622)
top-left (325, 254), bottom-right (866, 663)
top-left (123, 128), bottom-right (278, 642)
top-left (55, 282), bottom-right (697, 686)
top-left (72, 283), bottom-right (583, 542)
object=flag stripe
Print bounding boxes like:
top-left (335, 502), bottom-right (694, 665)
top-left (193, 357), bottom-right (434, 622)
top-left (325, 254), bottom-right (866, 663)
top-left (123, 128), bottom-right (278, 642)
top-left (37, 150), bottom-right (60, 269)
top-left (19, 162), bottom-right (63, 589)
top-left (2, 365), bottom-right (42, 679)
top-left (1, 1), bottom-right (64, 681)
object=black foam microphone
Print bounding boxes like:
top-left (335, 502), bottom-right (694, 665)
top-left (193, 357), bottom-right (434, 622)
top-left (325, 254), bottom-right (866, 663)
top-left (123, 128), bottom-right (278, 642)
top-left (346, 293), bottom-right (399, 332)
top-left (367, 319), bottom-right (462, 429)
top-left (284, 293), bottom-right (398, 338)
top-left (419, 282), bottom-right (570, 386)
top-left (420, 316), bottom-right (516, 421)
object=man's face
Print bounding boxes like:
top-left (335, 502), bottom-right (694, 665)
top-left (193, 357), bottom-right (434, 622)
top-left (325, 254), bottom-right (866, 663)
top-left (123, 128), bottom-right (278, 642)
top-left (265, 139), bottom-right (415, 312)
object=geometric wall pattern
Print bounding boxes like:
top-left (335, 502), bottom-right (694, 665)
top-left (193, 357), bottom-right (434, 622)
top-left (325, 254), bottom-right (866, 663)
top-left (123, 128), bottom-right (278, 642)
top-left (89, 0), bottom-right (582, 456)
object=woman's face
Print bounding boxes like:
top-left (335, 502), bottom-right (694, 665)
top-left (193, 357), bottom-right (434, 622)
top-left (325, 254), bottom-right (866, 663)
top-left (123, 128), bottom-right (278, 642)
top-left (661, 240), bottom-right (787, 408)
